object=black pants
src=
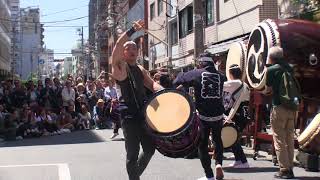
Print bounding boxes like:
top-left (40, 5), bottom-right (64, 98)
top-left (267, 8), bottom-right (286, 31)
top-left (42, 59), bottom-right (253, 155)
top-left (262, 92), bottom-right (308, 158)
top-left (232, 112), bottom-right (249, 164)
top-left (232, 140), bottom-right (247, 163)
top-left (111, 107), bottom-right (121, 134)
top-left (198, 120), bottom-right (223, 178)
top-left (121, 111), bottom-right (155, 180)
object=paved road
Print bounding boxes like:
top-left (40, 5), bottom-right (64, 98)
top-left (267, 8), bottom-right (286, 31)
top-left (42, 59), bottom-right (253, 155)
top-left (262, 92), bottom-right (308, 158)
top-left (0, 129), bottom-right (318, 180)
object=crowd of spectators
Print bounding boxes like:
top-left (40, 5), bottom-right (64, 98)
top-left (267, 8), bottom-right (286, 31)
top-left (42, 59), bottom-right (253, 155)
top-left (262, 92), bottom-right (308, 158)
top-left (0, 68), bottom-right (180, 142)
top-left (0, 72), bottom-right (120, 141)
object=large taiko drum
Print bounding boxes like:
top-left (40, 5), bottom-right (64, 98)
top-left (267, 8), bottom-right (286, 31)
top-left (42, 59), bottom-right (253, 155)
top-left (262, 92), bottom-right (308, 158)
top-left (246, 19), bottom-right (320, 90)
top-left (144, 89), bottom-right (200, 158)
top-left (297, 113), bottom-right (320, 155)
top-left (226, 41), bottom-right (248, 81)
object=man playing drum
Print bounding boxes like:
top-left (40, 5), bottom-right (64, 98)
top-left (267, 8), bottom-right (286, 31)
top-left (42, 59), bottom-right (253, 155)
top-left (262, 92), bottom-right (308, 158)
top-left (111, 20), bottom-right (163, 180)
top-left (262, 47), bottom-right (299, 179)
top-left (173, 52), bottom-right (226, 180)
top-left (223, 64), bottom-right (250, 168)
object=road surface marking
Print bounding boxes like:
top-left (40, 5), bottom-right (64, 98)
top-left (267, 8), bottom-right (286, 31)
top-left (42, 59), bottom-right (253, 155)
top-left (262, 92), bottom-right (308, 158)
top-left (0, 163), bottom-right (71, 180)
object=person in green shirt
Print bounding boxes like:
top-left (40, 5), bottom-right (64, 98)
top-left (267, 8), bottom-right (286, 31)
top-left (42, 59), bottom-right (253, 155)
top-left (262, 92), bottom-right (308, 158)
top-left (264, 47), bottom-right (296, 179)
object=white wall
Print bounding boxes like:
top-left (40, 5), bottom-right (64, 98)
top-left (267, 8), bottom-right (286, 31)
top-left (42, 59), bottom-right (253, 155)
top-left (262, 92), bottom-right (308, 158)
top-left (219, 0), bottom-right (262, 21)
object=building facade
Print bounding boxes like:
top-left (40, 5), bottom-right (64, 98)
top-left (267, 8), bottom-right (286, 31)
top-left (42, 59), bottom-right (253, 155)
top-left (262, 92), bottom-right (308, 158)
top-left (9, 0), bottom-right (20, 77)
top-left (71, 46), bottom-right (84, 77)
top-left (148, 0), bottom-right (279, 71)
top-left (39, 48), bottom-right (54, 79)
top-left (54, 59), bottom-right (64, 79)
top-left (19, 8), bottom-right (42, 80)
top-left (0, 0), bottom-right (12, 76)
top-left (148, 0), bottom-right (169, 70)
top-left (63, 57), bottom-right (73, 77)
top-left (126, 0), bottom-right (148, 68)
top-left (88, 0), bottom-right (98, 78)
top-left (105, 0), bottom-right (129, 72)
top-left (88, 0), bottom-right (108, 78)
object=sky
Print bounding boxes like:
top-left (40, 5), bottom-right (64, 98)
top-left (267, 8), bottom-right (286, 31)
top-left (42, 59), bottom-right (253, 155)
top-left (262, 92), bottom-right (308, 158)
top-left (21, 0), bottom-right (89, 59)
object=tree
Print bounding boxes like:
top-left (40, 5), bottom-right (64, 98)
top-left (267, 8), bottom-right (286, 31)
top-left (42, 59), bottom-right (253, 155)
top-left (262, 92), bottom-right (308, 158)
top-left (292, 0), bottom-right (320, 11)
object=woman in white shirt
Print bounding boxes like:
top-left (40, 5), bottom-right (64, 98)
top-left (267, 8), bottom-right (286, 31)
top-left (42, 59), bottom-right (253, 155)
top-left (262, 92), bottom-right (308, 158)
top-left (223, 64), bottom-right (250, 169)
top-left (62, 80), bottom-right (75, 109)
top-left (78, 104), bottom-right (91, 129)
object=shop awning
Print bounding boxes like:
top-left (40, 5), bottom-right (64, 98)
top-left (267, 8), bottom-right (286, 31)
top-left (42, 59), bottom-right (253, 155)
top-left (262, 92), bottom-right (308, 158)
top-left (206, 34), bottom-right (249, 54)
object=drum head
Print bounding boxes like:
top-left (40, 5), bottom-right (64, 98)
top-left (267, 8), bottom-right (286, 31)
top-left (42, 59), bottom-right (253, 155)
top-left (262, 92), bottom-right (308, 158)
top-left (298, 113), bottom-right (320, 148)
top-left (145, 90), bottom-right (192, 134)
top-left (221, 125), bottom-right (238, 148)
top-left (246, 19), bottom-right (280, 89)
top-left (226, 41), bottom-right (247, 81)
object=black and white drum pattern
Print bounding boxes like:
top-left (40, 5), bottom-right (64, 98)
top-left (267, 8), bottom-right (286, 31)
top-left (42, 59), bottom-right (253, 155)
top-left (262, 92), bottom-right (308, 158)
top-left (246, 19), bottom-right (280, 89)
top-left (226, 41), bottom-right (247, 81)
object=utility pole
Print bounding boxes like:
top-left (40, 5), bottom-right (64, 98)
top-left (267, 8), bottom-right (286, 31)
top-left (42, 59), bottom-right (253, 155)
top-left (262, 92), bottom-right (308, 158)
top-left (166, 1), bottom-right (172, 73)
top-left (77, 26), bottom-right (85, 78)
top-left (112, 0), bottom-right (117, 43)
top-left (193, 0), bottom-right (205, 65)
top-left (81, 26), bottom-right (84, 56)
top-left (81, 26), bottom-right (84, 78)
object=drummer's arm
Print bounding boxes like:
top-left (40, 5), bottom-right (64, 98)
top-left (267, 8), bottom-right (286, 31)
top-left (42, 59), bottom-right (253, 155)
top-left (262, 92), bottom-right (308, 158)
top-left (139, 65), bottom-right (163, 92)
top-left (173, 71), bottom-right (194, 89)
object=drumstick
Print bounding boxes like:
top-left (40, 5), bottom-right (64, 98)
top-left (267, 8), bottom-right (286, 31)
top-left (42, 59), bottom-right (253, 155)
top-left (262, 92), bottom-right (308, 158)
top-left (176, 85), bottom-right (184, 90)
top-left (133, 21), bottom-right (168, 46)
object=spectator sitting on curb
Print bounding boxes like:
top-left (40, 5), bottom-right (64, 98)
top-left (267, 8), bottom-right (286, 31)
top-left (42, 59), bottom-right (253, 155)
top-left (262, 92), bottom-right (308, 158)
top-left (93, 99), bottom-right (111, 129)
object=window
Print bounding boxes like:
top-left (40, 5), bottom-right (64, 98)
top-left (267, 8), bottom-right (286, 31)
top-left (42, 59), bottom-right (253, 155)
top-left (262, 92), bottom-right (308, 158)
top-left (170, 21), bottom-right (178, 45)
top-left (11, 6), bottom-right (18, 10)
top-left (179, 6), bottom-right (193, 38)
top-left (150, 3), bottom-right (155, 20)
top-left (206, 0), bottom-right (214, 25)
top-left (158, 0), bottom-right (163, 16)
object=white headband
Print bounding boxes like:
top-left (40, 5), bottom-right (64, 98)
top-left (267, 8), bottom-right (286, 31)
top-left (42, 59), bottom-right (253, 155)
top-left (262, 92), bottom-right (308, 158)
top-left (198, 56), bottom-right (213, 62)
top-left (123, 41), bottom-right (137, 47)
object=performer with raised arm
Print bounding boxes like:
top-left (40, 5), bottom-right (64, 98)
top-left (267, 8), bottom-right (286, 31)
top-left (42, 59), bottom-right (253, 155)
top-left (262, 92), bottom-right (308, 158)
top-left (111, 19), bottom-right (163, 180)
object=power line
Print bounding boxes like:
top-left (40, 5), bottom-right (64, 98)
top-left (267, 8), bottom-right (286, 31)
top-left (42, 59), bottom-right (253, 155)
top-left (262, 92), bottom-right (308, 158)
top-left (44, 28), bottom-right (82, 32)
top-left (41, 5), bottom-right (87, 17)
top-left (0, 16), bottom-right (88, 24)
top-left (44, 25), bottom-right (88, 27)
top-left (39, 16), bottom-right (88, 24)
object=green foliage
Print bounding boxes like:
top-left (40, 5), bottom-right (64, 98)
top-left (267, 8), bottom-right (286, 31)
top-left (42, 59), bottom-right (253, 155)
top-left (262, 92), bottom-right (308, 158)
top-left (292, 0), bottom-right (320, 8)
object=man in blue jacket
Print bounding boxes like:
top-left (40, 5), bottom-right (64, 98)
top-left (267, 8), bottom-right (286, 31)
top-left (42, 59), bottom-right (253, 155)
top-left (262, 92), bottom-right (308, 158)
top-left (173, 52), bottom-right (226, 180)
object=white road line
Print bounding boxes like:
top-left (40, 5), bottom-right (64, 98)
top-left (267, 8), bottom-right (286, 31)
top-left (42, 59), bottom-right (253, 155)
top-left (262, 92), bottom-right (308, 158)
top-left (57, 163), bottom-right (72, 180)
top-left (0, 163), bottom-right (71, 180)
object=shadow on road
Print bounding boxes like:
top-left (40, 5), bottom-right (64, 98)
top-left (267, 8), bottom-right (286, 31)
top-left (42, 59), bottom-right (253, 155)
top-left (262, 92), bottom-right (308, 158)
top-left (0, 130), bottom-right (105, 147)
top-left (294, 177), bottom-right (320, 180)
top-left (224, 166), bottom-right (278, 173)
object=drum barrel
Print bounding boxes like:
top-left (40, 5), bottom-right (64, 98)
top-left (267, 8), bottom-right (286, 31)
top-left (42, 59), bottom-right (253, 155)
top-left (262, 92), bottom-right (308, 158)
top-left (226, 41), bottom-right (248, 81)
